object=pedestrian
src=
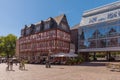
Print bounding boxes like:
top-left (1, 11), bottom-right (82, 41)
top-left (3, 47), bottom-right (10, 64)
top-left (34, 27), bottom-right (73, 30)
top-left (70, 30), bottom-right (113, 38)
top-left (6, 59), bottom-right (9, 71)
top-left (19, 60), bottom-right (22, 70)
top-left (45, 57), bottom-right (51, 68)
top-left (15, 59), bottom-right (18, 66)
top-left (22, 59), bottom-right (25, 70)
top-left (19, 59), bottom-right (25, 70)
top-left (9, 60), bottom-right (13, 71)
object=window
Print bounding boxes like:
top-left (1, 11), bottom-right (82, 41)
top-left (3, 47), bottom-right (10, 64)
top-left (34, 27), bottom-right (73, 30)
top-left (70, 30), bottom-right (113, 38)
top-left (21, 30), bottom-right (24, 36)
top-left (26, 28), bottom-right (30, 35)
top-left (118, 38), bottom-right (120, 46)
top-left (61, 23), bottom-right (68, 31)
top-left (44, 23), bottom-right (49, 30)
top-left (35, 25), bottom-right (40, 33)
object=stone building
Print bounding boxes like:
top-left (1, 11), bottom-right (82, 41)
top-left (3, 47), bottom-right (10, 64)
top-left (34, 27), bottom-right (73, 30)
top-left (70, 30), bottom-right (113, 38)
top-left (17, 14), bottom-right (71, 63)
top-left (70, 24), bottom-right (79, 53)
top-left (15, 40), bottom-right (20, 57)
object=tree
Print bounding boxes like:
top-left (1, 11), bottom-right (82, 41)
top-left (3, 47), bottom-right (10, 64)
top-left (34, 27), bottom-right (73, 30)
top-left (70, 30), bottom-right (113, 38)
top-left (0, 34), bottom-right (17, 57)
top-left (0, 36), bottom-right (5, 55)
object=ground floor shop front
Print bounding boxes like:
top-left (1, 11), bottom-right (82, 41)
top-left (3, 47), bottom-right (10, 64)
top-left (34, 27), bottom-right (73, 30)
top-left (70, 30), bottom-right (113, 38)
top-left (19, 52), bottom-right (48, 64)
top-left (79, 51), bottom-right (120, 61)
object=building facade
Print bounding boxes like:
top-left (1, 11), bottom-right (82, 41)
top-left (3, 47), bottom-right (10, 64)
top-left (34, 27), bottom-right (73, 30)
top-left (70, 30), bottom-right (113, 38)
top-left (78, 1), bottom-right (120, 60)
top-left (16, 40), bottom-right (20, 57)
top-left (70, 24), bottom-right (79, 53)
top-left (17, 14), bottom-right (71, 63)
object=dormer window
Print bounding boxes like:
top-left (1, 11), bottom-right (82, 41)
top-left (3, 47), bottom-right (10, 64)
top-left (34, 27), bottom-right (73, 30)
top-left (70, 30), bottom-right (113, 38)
top-left (44, 23), bottom-right (50, 30)
top-left (21, 29), bottom-right (24, 36)
top-left (26, 28), bottom-right (30, 35)
top-left (35, 25), bottom-right (40, 33)
top-left (61, 23), bottom-right (68, 31)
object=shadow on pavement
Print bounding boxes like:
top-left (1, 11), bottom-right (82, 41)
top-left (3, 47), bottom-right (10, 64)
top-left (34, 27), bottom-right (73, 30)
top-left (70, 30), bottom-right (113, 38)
top-left (6, 70), bottom-right (15, 72)
top-left (20, 69), bottom-right (28, 71)
top-left (79, 62), bottom-right (106, 67)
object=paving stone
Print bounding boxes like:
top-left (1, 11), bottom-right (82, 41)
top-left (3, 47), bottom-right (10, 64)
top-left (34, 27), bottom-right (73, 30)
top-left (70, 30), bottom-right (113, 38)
top-left (0, 62), bottom-right (119, 80)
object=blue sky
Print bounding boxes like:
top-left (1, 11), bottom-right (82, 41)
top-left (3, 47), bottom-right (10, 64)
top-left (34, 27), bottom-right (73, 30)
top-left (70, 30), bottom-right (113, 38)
top-left (0, 0), bottom-right (118, 37)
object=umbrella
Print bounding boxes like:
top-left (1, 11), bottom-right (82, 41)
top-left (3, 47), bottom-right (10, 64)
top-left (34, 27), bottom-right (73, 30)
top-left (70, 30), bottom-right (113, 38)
top-left (66, 52), bottom-right (78, 57)
top-left (51, 52), bottom-right (78, 57)
top-left (51, 52), bottom-right (68, 57)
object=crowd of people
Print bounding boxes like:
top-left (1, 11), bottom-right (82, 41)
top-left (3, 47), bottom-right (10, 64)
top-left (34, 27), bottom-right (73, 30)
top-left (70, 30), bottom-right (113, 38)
top-left (6, 58), bottom-right (26, 71)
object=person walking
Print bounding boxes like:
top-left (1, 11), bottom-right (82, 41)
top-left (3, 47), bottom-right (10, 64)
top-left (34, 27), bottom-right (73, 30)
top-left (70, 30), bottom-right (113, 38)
top-left (22, 59), bottom-right (25, 70)
top-left (9, 60), bottom-right (13, 71)
top-left (19, 61), bottom-right (21, 70)
top-left (6, 59), bottom-right (10, 71)
top-left (19, 59), bottom-right (22, 70)
top-left (19, 59), bottom-right (25, 70)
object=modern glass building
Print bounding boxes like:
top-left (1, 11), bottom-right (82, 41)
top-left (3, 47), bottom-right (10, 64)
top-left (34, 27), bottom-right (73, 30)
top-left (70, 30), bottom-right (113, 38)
top-left (78, 1), bottom-right (120, 60)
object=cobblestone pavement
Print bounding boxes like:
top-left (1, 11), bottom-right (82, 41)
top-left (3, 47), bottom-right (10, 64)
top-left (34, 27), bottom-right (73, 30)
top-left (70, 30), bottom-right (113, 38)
top-left (0, 62), bottom-right (120, 80)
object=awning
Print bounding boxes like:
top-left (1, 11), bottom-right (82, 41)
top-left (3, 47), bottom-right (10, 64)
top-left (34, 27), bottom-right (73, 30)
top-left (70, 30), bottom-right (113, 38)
top-left (51, 52), bottom-right (78, 57)
top-left (66, 52), bottom-right (78, 57)
top-left (51, 52), bottom-right (68, 57)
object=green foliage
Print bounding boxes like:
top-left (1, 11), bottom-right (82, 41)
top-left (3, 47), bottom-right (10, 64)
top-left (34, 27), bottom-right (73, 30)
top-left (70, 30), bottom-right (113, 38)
top-left (0, 36), bottom-right (5, 53)
top-left (77, 54), bottom-right (85, 62)
top-left (96, 53), bottom-right (105, 58)
top-left (0, 52), bottom-right (6, 57)
top-left (66, 58), bottom-right (72, 65)
top-left (66, 55), bottom-right (85, 65)
top-left (89, 56), bottom-right (94, 61)
top-left (0, 34), bottom-right (17, 57)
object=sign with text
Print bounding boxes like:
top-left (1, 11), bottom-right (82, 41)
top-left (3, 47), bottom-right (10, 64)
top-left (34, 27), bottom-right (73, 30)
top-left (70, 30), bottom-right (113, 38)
top-left (80, 8), bottom-right (120, 26)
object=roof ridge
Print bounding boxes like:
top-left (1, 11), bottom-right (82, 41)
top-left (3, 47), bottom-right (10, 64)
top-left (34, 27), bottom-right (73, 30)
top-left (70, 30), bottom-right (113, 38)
top-left (53, 14), bottom-right (65, 25)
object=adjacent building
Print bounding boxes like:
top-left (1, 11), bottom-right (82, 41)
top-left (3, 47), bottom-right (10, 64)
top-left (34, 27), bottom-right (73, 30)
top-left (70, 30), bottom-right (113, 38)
top-left (78, 1), bottom-right (120, 60)
top-left (70, 24), bottom-right (79, 53)
top-left (15, 40), bottom-right (20, 57)
top-left (17, 14), bottom-right (71, 63)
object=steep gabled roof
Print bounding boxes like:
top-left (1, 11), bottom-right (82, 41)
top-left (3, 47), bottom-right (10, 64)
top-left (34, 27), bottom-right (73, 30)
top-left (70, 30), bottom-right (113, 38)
top-left (21, 14), bottom-right (70, 37)
top-left (70, 24), bottom-right (80, 30)
top-left (53, 14), bottom-right (65, 25)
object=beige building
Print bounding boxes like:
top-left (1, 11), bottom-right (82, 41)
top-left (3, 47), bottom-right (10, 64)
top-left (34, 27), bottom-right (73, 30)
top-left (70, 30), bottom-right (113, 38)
top-left (70, 24), bottom-right (79, 53)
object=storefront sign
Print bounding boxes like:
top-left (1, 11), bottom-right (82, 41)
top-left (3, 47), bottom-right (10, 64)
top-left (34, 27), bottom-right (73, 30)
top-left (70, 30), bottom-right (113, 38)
top-left (81, 8), bottom-right (120, 26)
top-left (89, 10), bottom-right (120, 24)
